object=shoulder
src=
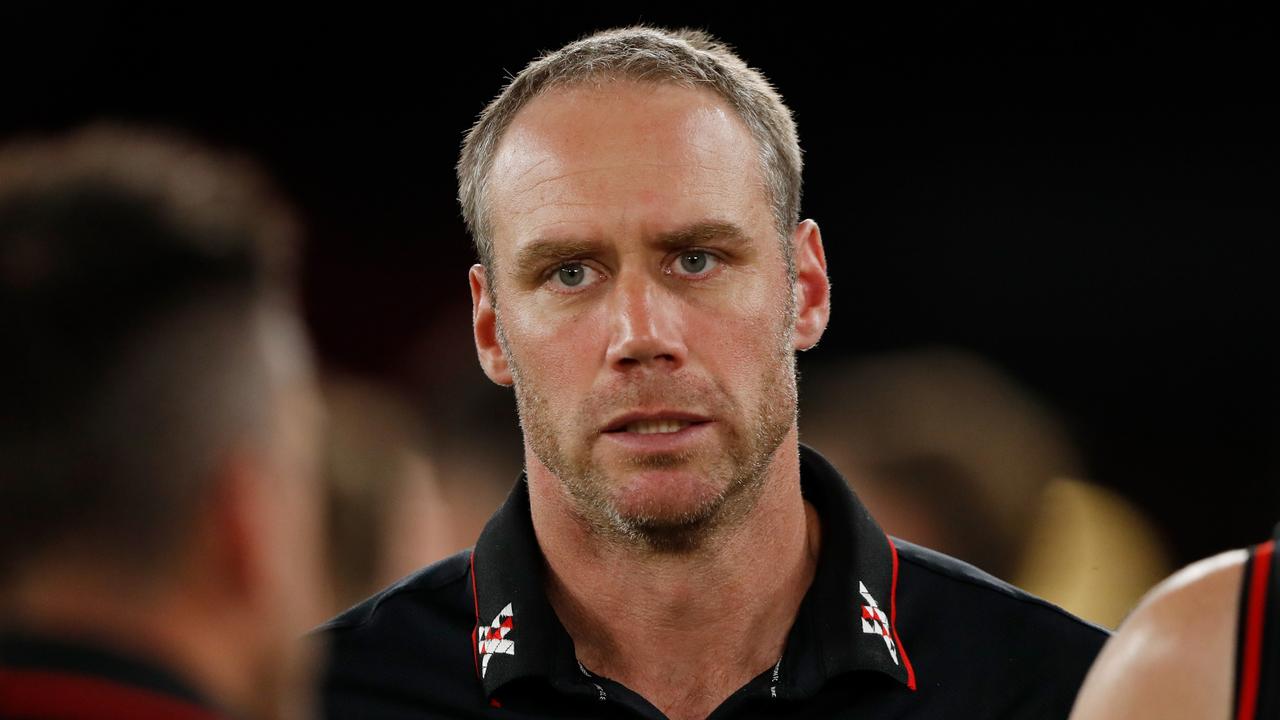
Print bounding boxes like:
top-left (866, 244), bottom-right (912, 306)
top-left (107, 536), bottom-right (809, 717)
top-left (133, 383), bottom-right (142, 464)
top-left (1068, 549), bottom-right (1246, 720)
top-left (321, 548), bottom-right (473, 635)
top-left (892, 539), bottom-right (1110, 715)
top-left (318, 550), bottom-right (481, 716)
top-left (895, 537), bottom-right (1110, 646)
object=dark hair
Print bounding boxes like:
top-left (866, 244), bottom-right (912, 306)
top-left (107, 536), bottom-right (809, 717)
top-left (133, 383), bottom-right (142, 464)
top-left (0, 125), bottom-right (301, 579)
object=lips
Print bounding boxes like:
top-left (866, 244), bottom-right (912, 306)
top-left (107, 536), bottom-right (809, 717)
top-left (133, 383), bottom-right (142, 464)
top-left (624, 419), bottom-right (692, 434)
top-left (602, 411), bottom-right (712, 435)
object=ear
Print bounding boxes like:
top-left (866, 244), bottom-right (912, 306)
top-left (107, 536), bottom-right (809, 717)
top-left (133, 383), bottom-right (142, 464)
top-left (470, 264), bottom-right (514, 386)
top-left (791, 220), bottom-right (831, 351)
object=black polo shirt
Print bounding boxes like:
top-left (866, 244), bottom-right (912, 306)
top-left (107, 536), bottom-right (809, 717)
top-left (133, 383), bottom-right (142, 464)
top-left (321, 445), bottom-right (1108, 719)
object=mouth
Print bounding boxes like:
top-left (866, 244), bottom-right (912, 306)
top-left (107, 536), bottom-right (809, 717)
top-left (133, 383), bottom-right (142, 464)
top-left (613, 419), bottom-right (694, 435)
top-left (602, 412), bottom-right (712, 435)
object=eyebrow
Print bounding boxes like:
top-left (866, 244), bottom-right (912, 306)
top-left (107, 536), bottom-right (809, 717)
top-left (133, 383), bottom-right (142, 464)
top-left (511, 238), bottom-right (603, 273)
top-left (511, 220), bottom-right (753, 273)
top-left (651, 220), bottom-right (752, 251)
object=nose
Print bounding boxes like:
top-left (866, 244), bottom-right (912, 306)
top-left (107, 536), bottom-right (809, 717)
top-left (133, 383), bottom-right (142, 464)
top-left (604, 271), bottom-right (686, 372)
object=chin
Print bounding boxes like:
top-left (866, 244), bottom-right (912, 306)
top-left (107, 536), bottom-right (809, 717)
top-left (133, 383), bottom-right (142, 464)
top-left (604, 469), bottom-right (729, 551)
top-left (614, 465), bottom-right (726, 516)
top-left (617, 513), bottom-right (723, 554)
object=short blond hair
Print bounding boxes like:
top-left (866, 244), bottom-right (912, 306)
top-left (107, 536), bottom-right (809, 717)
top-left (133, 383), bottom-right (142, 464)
top-left (457, 26), bottom-right (803, 271)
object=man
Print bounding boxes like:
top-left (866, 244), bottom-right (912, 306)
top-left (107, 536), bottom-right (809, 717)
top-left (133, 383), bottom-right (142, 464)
top-left (322, 27), bottom-right (1107, 719)
top-left (0, 126), bottom-right (326, 719)
top-left (1069, 533), bottom-right (1278, 720)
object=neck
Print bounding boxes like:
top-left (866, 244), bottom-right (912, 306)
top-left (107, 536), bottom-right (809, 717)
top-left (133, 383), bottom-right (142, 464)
top-left (528, 431), bottom-right (820, 720)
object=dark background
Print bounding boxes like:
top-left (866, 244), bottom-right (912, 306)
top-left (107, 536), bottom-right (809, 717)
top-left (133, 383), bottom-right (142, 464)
top-left (4, 6), bottom-right (1276, 565)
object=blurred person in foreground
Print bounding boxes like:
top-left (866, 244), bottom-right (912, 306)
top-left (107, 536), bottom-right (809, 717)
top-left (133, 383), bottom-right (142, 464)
top-left (321, 26), bottom-right (1107, 719)
top-left (801, 349), bottom-right (1171, 628)
top-left (0, 126), bottom-right (326, 719)
top-left (1069, 528), bottom-right (1280, 720)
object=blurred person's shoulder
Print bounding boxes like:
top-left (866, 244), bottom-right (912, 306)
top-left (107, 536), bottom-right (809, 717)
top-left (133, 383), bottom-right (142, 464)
top-left (1068, 549), bottom-right (1246, 720)
top-left (319, 549), bottom-right (476, 716)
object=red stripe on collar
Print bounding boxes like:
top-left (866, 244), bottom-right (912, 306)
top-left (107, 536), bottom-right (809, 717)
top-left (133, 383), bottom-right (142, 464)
top-left (470, 549), bottom-right (482, 680)
top-left (888, 536), bottom-right (918, 691)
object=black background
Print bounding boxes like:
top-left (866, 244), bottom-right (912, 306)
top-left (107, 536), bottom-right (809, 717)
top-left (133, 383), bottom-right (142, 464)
top-left (4, 6), bottom-right (1276, 564)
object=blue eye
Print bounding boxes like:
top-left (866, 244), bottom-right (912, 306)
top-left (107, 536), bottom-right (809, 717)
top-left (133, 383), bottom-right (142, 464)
top-left (547, 262), bottom-right (602, 292)
top-left (671, 252), bottom-right (718, 276)
top-left (680, 253), bottom-right (707, 273)
top-left (558, 263), bottom-right (586, 287)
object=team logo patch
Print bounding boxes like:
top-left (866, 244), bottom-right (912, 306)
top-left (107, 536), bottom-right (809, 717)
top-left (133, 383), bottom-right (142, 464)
top-left (478, 603), bottom-right (515, 678)
top-left (859, 581), bottom-right (899, 665)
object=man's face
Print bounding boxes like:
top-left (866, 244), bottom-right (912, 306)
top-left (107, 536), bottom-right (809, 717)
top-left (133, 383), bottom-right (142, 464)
top-left (474, 81), bottom-right (825, 549)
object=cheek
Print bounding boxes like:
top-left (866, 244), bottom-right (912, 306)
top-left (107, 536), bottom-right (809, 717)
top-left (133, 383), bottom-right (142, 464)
top-left (502, 304), bottom-right (605, 385)
top-left (689, 280), bottom-right (791, 379)
top-left (700, 319), bottom-right (774, 388)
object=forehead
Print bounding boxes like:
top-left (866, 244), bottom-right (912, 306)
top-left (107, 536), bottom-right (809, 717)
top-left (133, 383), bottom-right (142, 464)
top-left (487, 80), bottom-right (772, 253)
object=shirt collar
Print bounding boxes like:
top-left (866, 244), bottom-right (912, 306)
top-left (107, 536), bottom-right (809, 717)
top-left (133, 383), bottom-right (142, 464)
top-left (783, 446), bottom-right (917, 693)
top-left (468, 444), bottom-right (917, 700)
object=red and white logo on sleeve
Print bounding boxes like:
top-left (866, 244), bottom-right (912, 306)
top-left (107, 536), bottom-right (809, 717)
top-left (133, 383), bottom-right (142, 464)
top-left (859, 581), bottom-right (899, 665)
top-left (478, 603), bottom-right (515, 678)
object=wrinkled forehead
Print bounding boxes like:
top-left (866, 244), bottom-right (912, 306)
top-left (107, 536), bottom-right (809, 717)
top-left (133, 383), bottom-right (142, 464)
top-left (486, 81), bottom-right (771, 254)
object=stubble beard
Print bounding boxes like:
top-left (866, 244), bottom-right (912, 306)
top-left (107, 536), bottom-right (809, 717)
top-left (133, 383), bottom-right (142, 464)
top-left (498, 309), bottom-right (798, 555)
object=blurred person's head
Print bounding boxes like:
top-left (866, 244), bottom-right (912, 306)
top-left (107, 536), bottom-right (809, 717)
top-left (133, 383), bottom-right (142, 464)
top-left (0, 125), bottom-right (324, 719)
top-left (322, 377), bottom-right (451, 611)
top-left (418, 361), bottom-right (524, 546)
top-left (800, 348), bottom-right (1082, 579)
